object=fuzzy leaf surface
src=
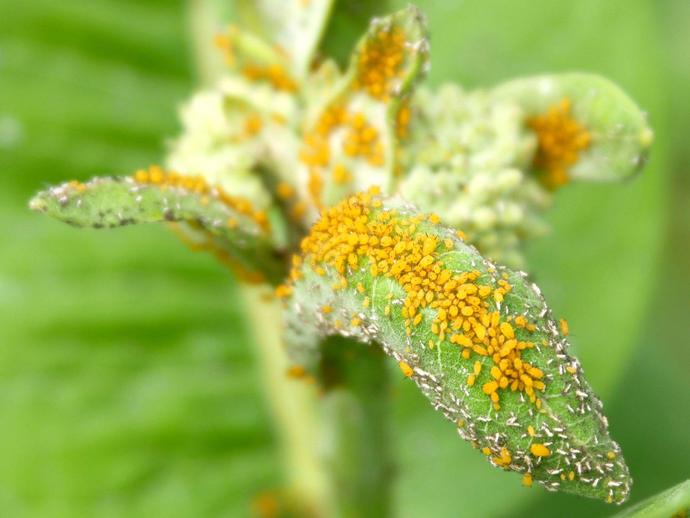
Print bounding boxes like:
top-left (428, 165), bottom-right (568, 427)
top-left (282, 190), bottom-right (631, 503)
top-left (30, 176), bottom-right (285, 283)
top-left (492, 73), bottom-right (653, 183)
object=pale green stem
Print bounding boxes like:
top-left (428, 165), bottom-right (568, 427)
top-left (187, 0), bottom-right (229, 85)
top-left (320, 337), bottom-right (393, 518)
top-left (239, 285), bottom-right (330, 515)
top-left (189, 1), bottom-right (394, 514)
top-left (239, 289), bottom-right (394, 517)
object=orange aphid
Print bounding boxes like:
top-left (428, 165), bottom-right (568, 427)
top-left (527, 98), bottom-right (591, 189)
top-left (284, 189), bottom-right (546, 409)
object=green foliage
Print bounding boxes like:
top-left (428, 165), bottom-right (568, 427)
top-left (29, 175), bottom-right (285, 283)
top-left (299, 5), bottom-right (429, 210)
top-left (614, 479), bottom-right (690, 518)
top-left (0, 1), bottom-right (279, 516)
top-left (283, 192), bottom-right (630, 503)
top-left (493, 73), bottom-right (653, 182)
top-left (234, 0), bottom-right (335, 77)
top-left (2, 0), bottom-right (687, 517)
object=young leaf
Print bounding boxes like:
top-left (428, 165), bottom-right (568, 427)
top-left (280, 189), bottom-right (631, 504)
top-left (234, 0), bottom-right (336, 78)
top-left (492, 73), bottom-right (653, 188)
top-left (614, 479), bottom-right (690, 518)
top-left (297, 6), bottom-right (429, 218)
top-left (29, 168), bottom-right (285, 284)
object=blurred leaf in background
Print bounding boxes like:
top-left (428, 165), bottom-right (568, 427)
top-left (0, 1), bottom-right (687, 517)
top-left (0, 1), bottom-right (279, 516)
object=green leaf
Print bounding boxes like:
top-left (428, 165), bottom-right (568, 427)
top-left (234, 0), bottom-right (336, 78)
top-left (297, 6), bottom-right (429, 216)
top-left (318, 1), bottom-right (392, 67)
top-left (29, 174), bottom-right (286, 284)
top-left (614, 479), bottom-right (690, 518)
top-left (492, 73), bottom-right (653, 184)
top-left (387, 1), bottom-right (671, 516)
top-left (281, 190), bottom-right (630, 504)
top-left (1, 0), bottom-right (283, 514)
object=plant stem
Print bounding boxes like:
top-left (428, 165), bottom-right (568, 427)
top-left (190, 2), bottom-right (395, 514)
top-left (320, 336), bottom-right (393, 518)
top-left (240, 288), bottom-right (394, 517)
top-left (187, 0), bottom-right (228, 86)
top-left (239, 284), bottom-right (330, 516)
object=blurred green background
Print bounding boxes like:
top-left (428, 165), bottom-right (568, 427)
top-left (0, 0), bottom-right (688, 516)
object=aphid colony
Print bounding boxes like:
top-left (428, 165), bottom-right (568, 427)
top-left (131, 165), bottom-right (270, 232)
top-left (283, 187), bottom-right (549, 411)
top-left (527, 98), bottom-right (591, 189)
top-left (299, 19), bottom-right (421, 213)
top-left (281, 189), bottom-right (631, 503)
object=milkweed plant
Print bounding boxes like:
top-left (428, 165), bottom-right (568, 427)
top-left (32, 2), bottom-right (687, 517)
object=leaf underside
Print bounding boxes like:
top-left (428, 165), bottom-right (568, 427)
top-left (282, 190), bottom-right (631, 504)
top-left (614, 479), bottom-right (690, 518)
top-left (29, 176), bottom-right (285, 284)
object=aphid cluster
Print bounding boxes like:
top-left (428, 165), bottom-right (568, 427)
top-left (282, 189), bottom-right (631, 503)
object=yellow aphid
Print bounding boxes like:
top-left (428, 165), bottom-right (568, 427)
top-left (286, 365), bottom-right (306, 379)
top-left (522, 473), bottom-right (533, 487)
top-left (398, 361), bottom-right (414, 377)
top-left (243, 113), bottom-right (262, 136)
top-left (131, 165), bottom-right (269, 231)
top-left (530, 443), bottom-right (551, 457)
top-left (422, 236), bottom-right (437, 255)
top-left (321, 305), bottom-right (333, 314)
top-left (482, 381), bottom-right (498, 395)
top-left (560, 318), bottom-right (570, 336)
top-left (272, 280), bottom-right (291, 297)
top-left (500, 322), bottom-right (515, 339)
top-left (527, 98), bottom-right (590, 190)
top-left (493, 447), bottom-right (512, 466)
top-left (276, 182), bottom-right (294, 200)
top-left (527, 425), bottom-right (535, 437)
top-left (607, 451), bottom-right (616, 460)
top-left (281, 189), bottom-right (549, 409)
